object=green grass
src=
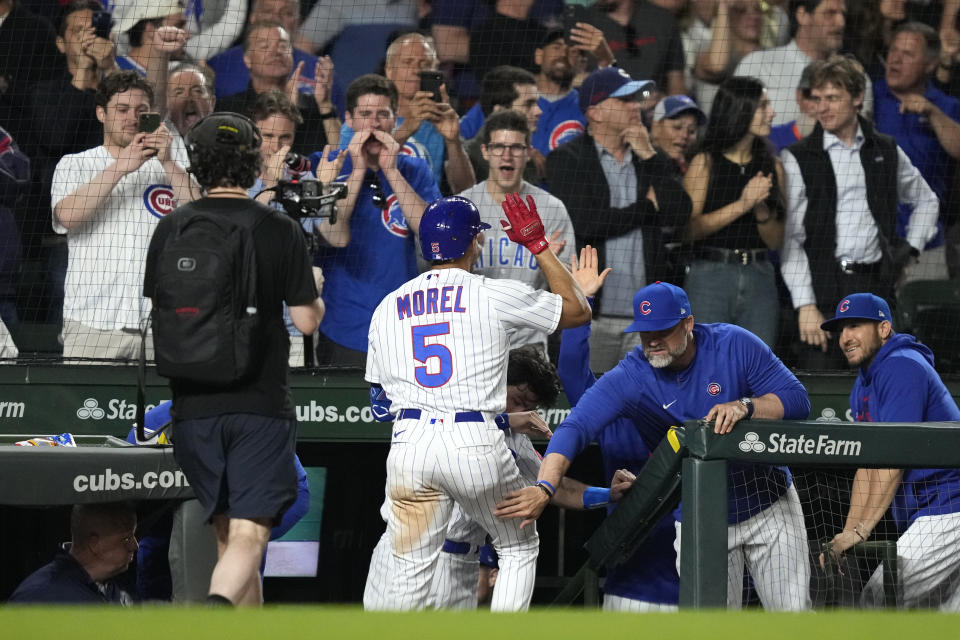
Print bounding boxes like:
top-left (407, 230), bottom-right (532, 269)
top-left (1, 607), bottom-right (958, 640)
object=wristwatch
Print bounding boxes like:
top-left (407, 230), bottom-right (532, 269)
top-left (738, 397), bottom-right (754, 419)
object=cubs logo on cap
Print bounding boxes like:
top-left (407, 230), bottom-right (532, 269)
top-left (820, 292), bottom-right (894, 332)
top-left (624, 281), bottom-right (691, 333)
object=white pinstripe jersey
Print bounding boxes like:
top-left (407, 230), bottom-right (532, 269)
top-left (366, 268), bottom-right (562, 413)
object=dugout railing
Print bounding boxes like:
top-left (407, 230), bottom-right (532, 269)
top-left (553, 419), bottom-right (960, 609)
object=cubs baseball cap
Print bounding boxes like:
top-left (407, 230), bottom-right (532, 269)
top-left (624, 282), bottom-right (692, 333)
top-left (820, 293), bottom-right (894, 332)
top-left (653, 95), bottom-right (707, 125)
top-left (579, 67), bottom-right (656, 114)
top-left (186, 112), bottom-right (261, 152)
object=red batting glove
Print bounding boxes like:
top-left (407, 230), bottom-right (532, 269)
top-left (500, 192), bottom-right (549, 255)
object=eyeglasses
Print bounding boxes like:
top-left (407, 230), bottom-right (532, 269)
top-left (486, 143), bottom-right (528, 156)
top-left (365, 172), bottom-right (388, 210)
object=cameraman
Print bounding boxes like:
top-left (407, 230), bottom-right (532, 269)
top-left (143, 112), bottom-right (322, 606)
top-left (248, 90), bottom-right (344, 365)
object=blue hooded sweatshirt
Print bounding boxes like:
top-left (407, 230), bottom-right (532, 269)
top-left (849, 333), bottom-right (960, 529)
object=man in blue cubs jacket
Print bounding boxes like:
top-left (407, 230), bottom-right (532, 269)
top-left (820, 293), bottom-right (960, 609)
top-left (497, 280), bottom-right (812, 609)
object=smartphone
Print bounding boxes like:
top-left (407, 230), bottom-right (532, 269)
top-left (91, 11), bottom-right (113, 40)
top-left (418, 70), bottom-right (444, 102)
top-left (138, 112), bottom-right (161, 134)
top-left (562, 4), bottom-right (580, 45)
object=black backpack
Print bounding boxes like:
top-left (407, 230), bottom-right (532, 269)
top-left (149, 207), bottom-right (266, 386)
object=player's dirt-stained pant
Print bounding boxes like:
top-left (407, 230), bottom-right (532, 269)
top-left (674, 484), bottom-right (811, 610)
top-left (426, 431), bottom-right (543, 609)
top-left (380, 413), bottom-right (539, 611)
top-left (366, 502), bottom-right (487, 610)
top-left (861, 511), bottom-right (960, 610)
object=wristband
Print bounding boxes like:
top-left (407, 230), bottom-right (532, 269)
top-left (582, 486), bottom-right (610, 509)
top-left (536, 479), bottom-right (556, 497)
top-left (494, 413), bottom-right (510, 431)
top-left (318, 109), bottom-right (338, 120)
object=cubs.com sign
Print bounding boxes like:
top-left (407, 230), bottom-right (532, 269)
top-left (738, 431), bottom-right (862, 457)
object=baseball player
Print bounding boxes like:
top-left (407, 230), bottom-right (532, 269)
top-left (365, 193), bottom-right (591, 611)
top-left (364, 347), bottom-right (562, 610)
top-left (555, 246), bottom-right (680, 611)
top-left (496, 281), bottom-right (813, 610)
top-left (818, 293), bottom-right (960, 609)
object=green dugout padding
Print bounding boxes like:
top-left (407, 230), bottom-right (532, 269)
top-left (2, 365), bottom-right (955, 442)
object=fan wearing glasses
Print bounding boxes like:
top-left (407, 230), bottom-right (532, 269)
top-left (9, 502), bottom-right (138, 605)
top-left (308, 73), bottom-right (442, 367)
top-left (459, 110), bottom-right (575, 353)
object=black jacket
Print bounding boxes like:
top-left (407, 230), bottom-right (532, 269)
top-left (8, 546), bottom-right (130, 604)
top-left (545, 131), bottom-right (692, 311)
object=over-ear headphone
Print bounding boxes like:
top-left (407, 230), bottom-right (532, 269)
top-left (184, 111), bottom-right (263, 173)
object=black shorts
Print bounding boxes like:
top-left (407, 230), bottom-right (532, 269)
top-left (172, 413), bottom-right (297, 524)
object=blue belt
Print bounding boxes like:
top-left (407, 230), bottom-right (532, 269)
top-left (442, 539), bottom-right (474, 555)
top-left (397, 408), bottom-right (485, 423)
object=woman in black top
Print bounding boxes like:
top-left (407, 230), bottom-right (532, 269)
top-left (681, 76), bottom-right (784, 347)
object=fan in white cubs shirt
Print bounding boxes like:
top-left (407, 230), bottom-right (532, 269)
top-left (365, 193), bottom-right (591, 611)
top-left (52, 70), bottom-right (195, 360)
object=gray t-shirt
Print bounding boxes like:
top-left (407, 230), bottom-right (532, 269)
top-left (459, 181), bottom-right (575, 350)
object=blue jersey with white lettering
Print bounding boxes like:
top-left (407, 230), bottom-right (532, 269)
top-left (558, 311), bottom-right (679, 605)
top-left (548, 323), bottom-right (810, 524)
top-left (850, 332), bottom-right (960, 529)
top-left (308, 152), bottom-right (441, 351)
top-left (532, 91), bottom-right (586, 157)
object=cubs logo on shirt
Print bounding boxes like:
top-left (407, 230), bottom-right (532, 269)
top-left (707, 382), bottom-right (721, 396)
top-left (381, 194), bottom-right (408, 237)
top-left (143, 184), bottom-right (176, 218)
top-left (549, 120), bottom-right (586, 150)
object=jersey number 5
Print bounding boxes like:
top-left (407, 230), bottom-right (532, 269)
top-left (412, 323), bottom-right (453, 387)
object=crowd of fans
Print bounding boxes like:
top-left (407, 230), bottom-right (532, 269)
top-left (1, 0), bottom-right (959, 373)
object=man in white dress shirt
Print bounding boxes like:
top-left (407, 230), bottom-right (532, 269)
top-left (780, 54), bottom-right (938, 368)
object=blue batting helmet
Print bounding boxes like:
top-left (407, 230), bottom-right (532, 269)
top-left (419, 196), bottom-right (491, 261)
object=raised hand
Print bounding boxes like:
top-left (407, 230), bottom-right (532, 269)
top-left (315, 144), bottom-right (347, 185)
top-left (153, 25), bottom-right (188, 58)
top-left (346, 129), bottom-right (372, 170)
top-left (570, 244), bottom-right (611, 297)
top-left (568, 22), bottom-right (615, 67)
top-left (371, 129), bottom-right (400, 171)
top-left (285, 60), bottom-right (306, 104)
top-left (313, 55), bottom-right (335, 114)
top-left (500, 192), bottom-right (549, 255)
top-left (115, 133), bottom-right (155, 174)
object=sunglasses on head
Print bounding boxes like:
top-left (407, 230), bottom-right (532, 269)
top-left (365, 171), bottom-right (388, 210)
